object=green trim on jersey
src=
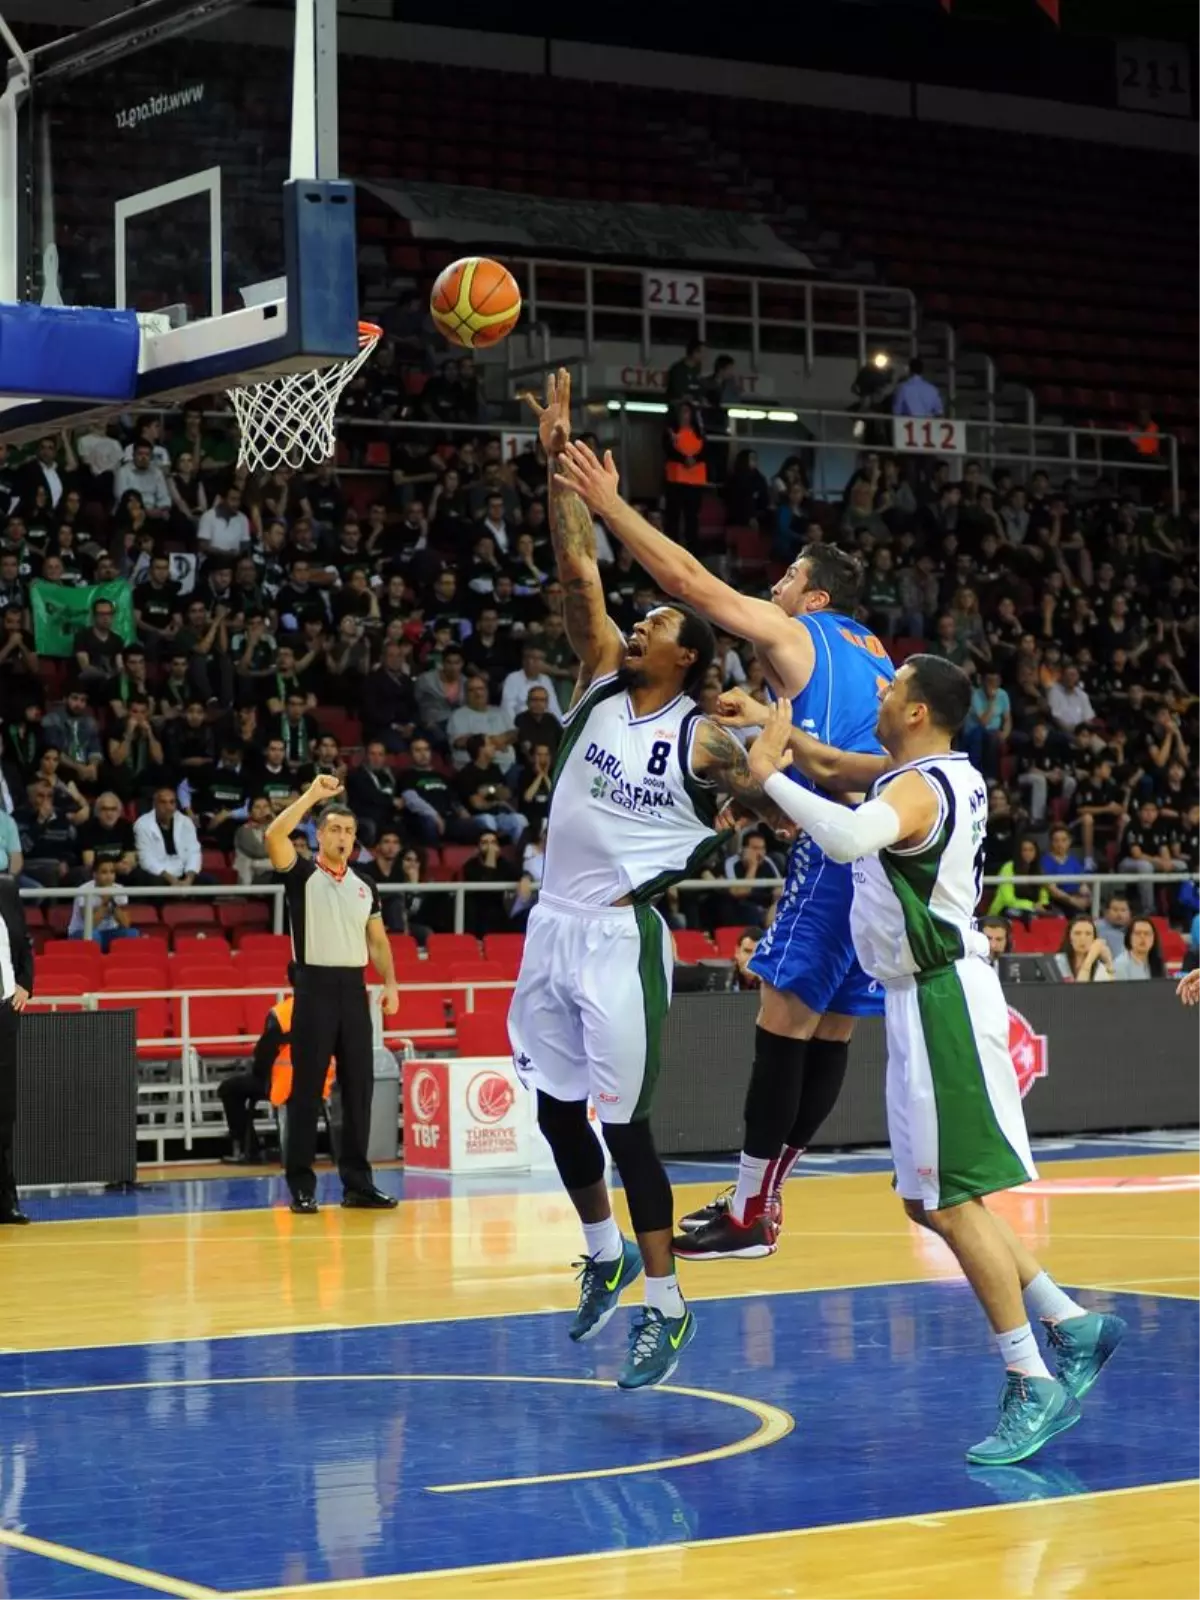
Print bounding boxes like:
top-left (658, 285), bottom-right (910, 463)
top-left (916, 966), bottom-right (1033, 1208)
top-left (632, 902), bottom-right (670, 1120)
top-left (630, 828), bottom-right (731, 907)
top-left (550, 673), bottom-right (623, 790)
top-left (880, 769), bottom-right (965, 974)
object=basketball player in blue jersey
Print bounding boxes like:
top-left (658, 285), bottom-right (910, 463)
top-left (554, 439), bottom-right (894, 1258)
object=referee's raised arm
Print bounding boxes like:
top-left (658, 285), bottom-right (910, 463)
top-left (266, 775), bottom-right (344, 871)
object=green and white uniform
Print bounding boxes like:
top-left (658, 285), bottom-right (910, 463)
top-left (507, 670), bottom-right (724, 1123)
top-left (851, 752), bottom-right (1037, 1210)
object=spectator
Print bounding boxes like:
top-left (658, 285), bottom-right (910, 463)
top-left (346, 740), bottom-right (410, 846)
top-left (0, 805), bottom-right (24, 882)
top-left (233, 796), bottom-right (276, 886)
top-left (665, 339), bottom-right (705, 407)
top-left (1113, 917), bottom-right (1165, 981)
top-left (723, 449), bottom-right (770, 528)
top-left (361, 826), bottom-right (407, 932)
top-left (1041, 824), bottom-right (1091, 916)
top-left (862, 548), bottom-right (905, 638)
top-left (394, 843), bottom-right (447, 941)
top-left (501, 646), bottom-right (562, 728)
top-left (44, 687), bottom-right (103, 789)
top-left (77, 790), bottom-right (137, 882)
top-left (399, 735), bottom-right (484, 845)
top-left (113, 441), bottom-right (170, 519)
top-left (461, 828), bottom-right (518, 938)
top-left (1118, 798), bottom-right (1176, 914)
top-left (1047, 664), bottom-right (1098, 737)
top-left (1095, 893), bottom-right (1133, 961)
top-left (731, 926), bottom-right (763, 990)
top-left (102, 694), bottom-right (164, 802)
top-left (1015, 720), bottom-right (1073, 827)
top-left (447, 674), bottom-right (516, 771)
top-left (132, 787), bottom-right (202, 887)
top-left (981, 916), bottom-right (1011, 964)
top-left (1054, 916), bottom-right (1115, 983)
top-left (74, 600), bottom-right (125, 696)
top-left (197, 486), bottom-right (251, 557)
top-left (415, 643), bottom-right (467, 739)
top-left (517, 742), bottom-right (554, 835)
top-left (68, 857), bottom-right (139, 952)
top-left (662, 402), bottom-right (707, 550)
top-left (717, 830), bottom-right (782, 929)
top-left (277, 692), bottom-right (319, 770)
top-left (16, 776), bottom-right (85, 885)
top-left (963, 669), bottom-right (1011, 780)
top-left (454, 735), bottom-right (528, 845)
top-left (166, 700), bottom-right (217, 787)
top-left (891, 357), bottom-right (943, 418)
top-left (513, 685), bottom-right (563, 763)
top-left (1073, 756), bottom-right (1129, 869)
top-left (987, 835), bottom-right (1050, 920)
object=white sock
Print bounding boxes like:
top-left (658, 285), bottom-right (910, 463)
top-left (731, 1153), bottom-right (771, 1223)
top-left (1023, 1271), bottom-right (1086, 1325)
top-left (996, 1323), bottom-right (1051, 1378)
top-left (581, 1216), bottom-right (622, 1262)
top-left (644, 1274), bottom-right (686, 1319)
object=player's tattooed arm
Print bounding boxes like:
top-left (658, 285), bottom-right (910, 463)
top-left (690, 718), bottom-right (795, 834)
top-left (526, 368), bottom-right (624, 700)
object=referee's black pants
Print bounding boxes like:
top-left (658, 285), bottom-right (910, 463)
top-left (0, 1003), bottom-right (22, 1208)
top-left (286, 967), bottom-right (375, 1198)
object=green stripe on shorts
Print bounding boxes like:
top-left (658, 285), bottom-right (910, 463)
top-left (916, 966), bottom-right (1031, 1209)
top-left (632, 903), bottom-right (670, 1121)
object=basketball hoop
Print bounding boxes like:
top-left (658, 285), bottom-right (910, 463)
top-left (228, 321), bottom-right (382, 472)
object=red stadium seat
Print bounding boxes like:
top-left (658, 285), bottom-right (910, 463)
top-left (713, 926), bottom-right (752, 959)
top-left (454, 1011), bottom-right (512, 1056)
top-left (99, 995), bottom-right (172, 1058)
top-left (238, 933), bottom-right (293, 961)
top-left (104, 940), bottom-right (169, 978)
top-left (37, 968), bottom-right (93, 996)
top-left (101, 966), bottom-right (167, 992)
top-left (673, 931), bottom-right (716, 962)
top-left (173, 934), bottom-right (232, 963)
top-left (448, 961), bottom-right (504, 981)
top-left (387, 990), bottom-right (455, 1051)
top-left (162, 903), bottom-right (216, 929)
top-left (425, 933), bottom-right (481, 962)
top-left (175, 994), bottom-right (254, 1056)
top-left (1010, 918), bottom-right (1066, 955)
top-left (482, 933), bottom-right (525, 965)
top-left (40, 939), bottom-right (102, 968)
top-left (216, 902), bottom-right (272, 933)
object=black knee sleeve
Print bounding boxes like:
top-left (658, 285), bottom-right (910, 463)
top-left (787, 1038), bottom-right (849, 1149)
top-left (536, 1091), bottom-right (605, 1192)
top-left (603, 1119), bottom-right (673, 1236)
top-left (743, 1026), bottom-right (808, 1160)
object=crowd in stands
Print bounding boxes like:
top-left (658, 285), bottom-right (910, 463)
top-left (0, 341), bottom-right (1194, 976)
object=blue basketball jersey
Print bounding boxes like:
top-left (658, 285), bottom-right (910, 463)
top-left (779, 610), bottom-right (894, 793)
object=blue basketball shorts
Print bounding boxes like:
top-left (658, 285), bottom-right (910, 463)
top-left (748, 836), bottom-right (884, 1017)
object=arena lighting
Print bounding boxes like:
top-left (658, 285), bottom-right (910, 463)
top-left (728, 407), bottom-right (767, 420)
top-left (872, 351), bottom-right (891, 369)
top-left (605, 399), bottom-right (669, 414)
top-left (767, 409), bottom-right (800, 422)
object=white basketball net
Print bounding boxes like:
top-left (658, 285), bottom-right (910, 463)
top-left (228, 322), bottom-right (382, 472)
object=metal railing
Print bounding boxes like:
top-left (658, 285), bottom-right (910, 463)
top-left (498, 257), bottom-right (919, 371)
top-left (28, 869), bottom-right (1196, 944)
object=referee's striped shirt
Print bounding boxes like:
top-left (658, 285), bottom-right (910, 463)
top-left (281, 857), bottom-right (382, 969)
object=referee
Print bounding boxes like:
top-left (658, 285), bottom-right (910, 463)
top-left (0, 874), bottom-right (33, 1225)
top-left (266, 774), bottom-right (401, 1214)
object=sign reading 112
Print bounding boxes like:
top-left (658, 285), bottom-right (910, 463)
top-left (892, 416), bottom-right (966, 455)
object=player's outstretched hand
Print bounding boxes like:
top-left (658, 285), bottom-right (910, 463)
top-left (748, 698), bottom-right (794, 785)
top-left (553, 439), bottom-right (621, 516)
top-left (524, 367), bottom-right (571, 456)
top-left (307, 773), bottom-right (343, 802)
top-left (716, 687), bottom-right (769, 729)
top-left (1176, 969), bottom-right (1200, 1006)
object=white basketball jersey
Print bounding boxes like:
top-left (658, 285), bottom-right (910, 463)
top-left (541, 672), bottom-right (723, 906)
top-left (850, 752), bottom-right (990, 982)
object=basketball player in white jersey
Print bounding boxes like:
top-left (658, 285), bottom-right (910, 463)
top-left (745, 657), bottom-right (1126, 1464)
top-left (512, 371), bottom-right (781, 1389)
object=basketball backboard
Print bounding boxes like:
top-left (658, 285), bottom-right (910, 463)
top-left (0, 0), bottom-right (360, 442)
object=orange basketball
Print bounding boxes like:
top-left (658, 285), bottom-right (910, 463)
top-left (429, 256), bottom-right (522, 349)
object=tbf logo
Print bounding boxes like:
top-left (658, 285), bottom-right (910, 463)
top-left (1007, 1007), bottom-right (1048, 1098)
top-left (408, 1067), bottom-right (442, 1148)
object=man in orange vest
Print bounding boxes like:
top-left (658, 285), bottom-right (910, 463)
top-left (218, 965), bottom-right (336, 1164)
top-left (1126, 407), bottom-right (1161, 459)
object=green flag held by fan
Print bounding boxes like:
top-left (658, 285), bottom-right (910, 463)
top-left (30, 580), bottom-right (136, 659)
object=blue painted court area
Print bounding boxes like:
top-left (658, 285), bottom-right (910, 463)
top-left (0, 1285), bottom-right (1195, 1596)
top-left (15, 1132), bottom-right (1198, 1222)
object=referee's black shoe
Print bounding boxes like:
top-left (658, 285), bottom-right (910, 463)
top-left (342, 1185), bottom-right (399, 1210)
top-left (289, 1192), bottom-right (319, 1215)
